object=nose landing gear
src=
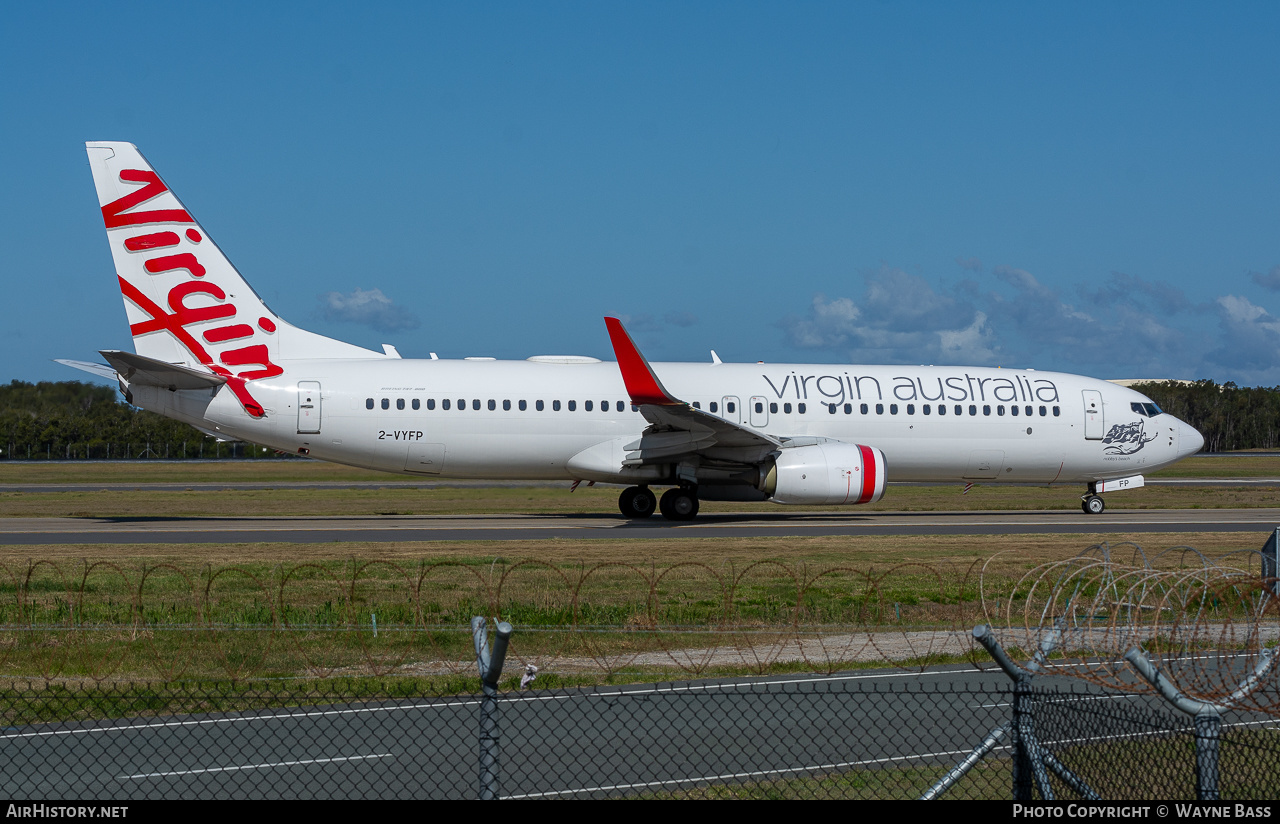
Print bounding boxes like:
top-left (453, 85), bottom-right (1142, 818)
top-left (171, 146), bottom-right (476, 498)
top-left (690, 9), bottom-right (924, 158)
top-left (1081, 495), bottom-right (1106, 514)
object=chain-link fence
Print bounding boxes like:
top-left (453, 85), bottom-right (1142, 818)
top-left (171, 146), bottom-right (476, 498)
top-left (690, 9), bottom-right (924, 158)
top-left (1, 676), bottom-right (1277, 800)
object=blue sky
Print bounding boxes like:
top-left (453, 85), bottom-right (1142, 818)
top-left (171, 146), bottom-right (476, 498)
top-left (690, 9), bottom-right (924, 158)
top-left (4, 2), bottom-right (1280, 385)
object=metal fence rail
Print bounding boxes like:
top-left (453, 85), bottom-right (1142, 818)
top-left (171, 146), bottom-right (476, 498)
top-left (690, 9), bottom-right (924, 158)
top-left (0, 678), bottom-right (1277, 800)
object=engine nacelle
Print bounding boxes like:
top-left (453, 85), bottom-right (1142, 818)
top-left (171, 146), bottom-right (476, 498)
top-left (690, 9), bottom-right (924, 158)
top-left (759, 442), bottom-right (887, 505)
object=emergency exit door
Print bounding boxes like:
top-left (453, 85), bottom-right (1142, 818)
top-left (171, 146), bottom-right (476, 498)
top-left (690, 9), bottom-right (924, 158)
top-left (298, 382), bottom-right (321, 434)
top-left (1083, 389), bottom-right (1103, 440)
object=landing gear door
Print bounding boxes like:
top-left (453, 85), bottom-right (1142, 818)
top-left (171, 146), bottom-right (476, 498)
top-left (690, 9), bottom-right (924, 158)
top-left (298, 381), bottom-right (321, 434)
top-left (1083, 389), bottom-right (1104, 440)
top-left (721, 396), bottom-right (741, 424)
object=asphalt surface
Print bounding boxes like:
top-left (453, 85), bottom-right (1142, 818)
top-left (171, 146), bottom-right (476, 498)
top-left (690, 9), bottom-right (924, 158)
top-left (2, 508), bottom-right (1279, 545)
top-left (0, 666), bottom-right (1083, 799)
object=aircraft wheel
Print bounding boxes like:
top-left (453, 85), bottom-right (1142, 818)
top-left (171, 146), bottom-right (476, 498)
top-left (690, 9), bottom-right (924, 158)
top-left (659, 487), bottom-right (700, 521)
top-left (618, 486), bottom-right (656, 519)
top-left (1082, 495), bottom-right (1105, 515)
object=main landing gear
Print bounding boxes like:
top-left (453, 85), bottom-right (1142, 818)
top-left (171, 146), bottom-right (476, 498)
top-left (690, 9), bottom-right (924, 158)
top-left (618, 485), bottom-right (700, 521)
top-left (659, 487), bottom-right (699, 521)
top-left (618, 486), bottom-right (657, 519)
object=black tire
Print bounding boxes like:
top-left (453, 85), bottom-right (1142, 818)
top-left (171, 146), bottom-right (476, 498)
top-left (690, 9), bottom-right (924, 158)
top-left (1083, 495), bottom-right (1105, 515)
top-left (659, 488), bottom-right (699, 521)
top-left (618, 486), bottom-right (656, 519)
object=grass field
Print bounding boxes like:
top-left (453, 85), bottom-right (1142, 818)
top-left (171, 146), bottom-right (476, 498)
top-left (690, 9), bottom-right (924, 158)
top-left (0, 531), bottom-right (1261, 683)
top-left (0, 455), bottom-right (1277, 517)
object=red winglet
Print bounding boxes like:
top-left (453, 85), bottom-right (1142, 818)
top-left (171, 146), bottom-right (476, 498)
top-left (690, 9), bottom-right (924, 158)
top-left (604, 317), bottom-right (681, 406)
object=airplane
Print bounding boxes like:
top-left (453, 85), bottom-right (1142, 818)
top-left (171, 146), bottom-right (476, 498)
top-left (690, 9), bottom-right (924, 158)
top-left (61, 142), bottom-right (1205, 520)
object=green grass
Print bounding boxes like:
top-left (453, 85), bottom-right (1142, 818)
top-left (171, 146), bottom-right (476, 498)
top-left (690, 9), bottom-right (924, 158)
top-left (1, 455), bottom-right (1278, 517)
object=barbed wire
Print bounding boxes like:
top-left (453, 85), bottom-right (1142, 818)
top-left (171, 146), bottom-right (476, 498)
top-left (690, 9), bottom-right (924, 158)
top-left (0, 545), bottom-right (1273, 703)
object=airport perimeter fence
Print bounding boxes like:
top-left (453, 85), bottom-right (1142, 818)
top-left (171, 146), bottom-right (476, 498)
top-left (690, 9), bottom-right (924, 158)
top-left (0, 676), bottom-right (1278, 800)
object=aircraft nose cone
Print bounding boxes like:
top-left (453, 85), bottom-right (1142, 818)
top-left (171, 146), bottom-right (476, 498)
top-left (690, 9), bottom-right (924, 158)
top-left (1178, 420), bottom-right (1205, 457)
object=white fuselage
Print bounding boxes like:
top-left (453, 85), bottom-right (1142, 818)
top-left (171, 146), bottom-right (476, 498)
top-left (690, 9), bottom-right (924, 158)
top-left (132, 357), bottom-right (1202, 489)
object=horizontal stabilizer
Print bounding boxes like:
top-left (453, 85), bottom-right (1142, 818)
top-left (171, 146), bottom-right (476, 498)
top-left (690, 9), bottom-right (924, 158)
top-left (99, 350), bottom-right (227, 391)
top-left (54, 359), bottom-right (119, 382)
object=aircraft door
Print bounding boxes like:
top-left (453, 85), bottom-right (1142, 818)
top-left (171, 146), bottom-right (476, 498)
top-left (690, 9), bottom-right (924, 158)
top-left (297, 381), bottom-right (321, 434)
top-left (721, 396), bottom-right (741, 424)
top-left (1083, 390), bottom-right (1104, 440)
top-left (749, 396), bottom-right (769, 428)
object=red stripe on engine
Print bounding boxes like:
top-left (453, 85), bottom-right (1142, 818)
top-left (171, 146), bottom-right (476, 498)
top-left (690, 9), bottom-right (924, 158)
top-left (857, 445), bottom-right (877, 503)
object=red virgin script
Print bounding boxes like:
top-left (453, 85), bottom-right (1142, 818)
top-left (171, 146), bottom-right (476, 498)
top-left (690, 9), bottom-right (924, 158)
top-left (103, 169), bottom-right (281, 418)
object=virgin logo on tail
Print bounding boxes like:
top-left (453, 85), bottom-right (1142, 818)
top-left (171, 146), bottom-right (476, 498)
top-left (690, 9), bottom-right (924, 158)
top-left (103, 169), bottom-right (282, 418)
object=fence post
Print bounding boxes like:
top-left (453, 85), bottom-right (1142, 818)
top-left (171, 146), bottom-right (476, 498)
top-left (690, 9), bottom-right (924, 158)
top-left (1125, 647), bottom-right (1275, 802)
top-left (1194, 712), bottom-right (1221, 801)
top-left (472, 616), bottom-right (513, 800)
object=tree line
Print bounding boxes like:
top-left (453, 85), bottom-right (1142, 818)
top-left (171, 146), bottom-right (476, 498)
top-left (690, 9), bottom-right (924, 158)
top-left (1130, 380), bottom-right (1280, 453)
top-left (0, 380), bottom-right (285, 460)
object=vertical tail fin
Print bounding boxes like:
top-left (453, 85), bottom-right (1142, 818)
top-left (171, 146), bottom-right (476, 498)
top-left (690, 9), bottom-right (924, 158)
top-left (85, 142), bottom-right (380, 415)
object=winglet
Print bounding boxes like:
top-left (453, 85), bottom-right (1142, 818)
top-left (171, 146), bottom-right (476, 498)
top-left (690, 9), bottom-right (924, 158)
top-left (604, 317), bottom-right (682, 406)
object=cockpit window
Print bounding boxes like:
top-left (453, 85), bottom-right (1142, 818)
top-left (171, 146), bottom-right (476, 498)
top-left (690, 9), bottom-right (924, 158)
top-left (1131, 401), bottom-right (1164, 417)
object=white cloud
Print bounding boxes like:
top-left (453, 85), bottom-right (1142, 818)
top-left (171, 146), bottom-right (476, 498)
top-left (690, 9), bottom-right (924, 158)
top-left (318, 287), bottom-right (420, 332)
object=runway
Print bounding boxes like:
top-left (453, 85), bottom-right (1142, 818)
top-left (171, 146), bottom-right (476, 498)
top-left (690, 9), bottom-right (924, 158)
top-left (0, 667), bottom-right (1075, 799)
top-left (2, 507), bottom-right (1278, 545)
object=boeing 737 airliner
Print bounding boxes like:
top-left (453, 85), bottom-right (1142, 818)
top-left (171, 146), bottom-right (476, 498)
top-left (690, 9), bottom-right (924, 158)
top-left (61, 142), bottom-right (1204, 520)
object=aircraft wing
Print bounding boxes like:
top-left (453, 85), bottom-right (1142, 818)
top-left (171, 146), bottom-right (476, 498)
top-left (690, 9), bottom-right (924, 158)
top-left (604, 317), bottom-right (781, 466)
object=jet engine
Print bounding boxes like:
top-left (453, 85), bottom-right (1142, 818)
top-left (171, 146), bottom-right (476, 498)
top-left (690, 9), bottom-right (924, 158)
top-left (757, 442), bottom-right (887, 505)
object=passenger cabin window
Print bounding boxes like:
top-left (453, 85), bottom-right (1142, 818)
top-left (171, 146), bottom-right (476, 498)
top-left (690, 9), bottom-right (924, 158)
top-left (756, 402), bottom-right (764, 414)
top-left (798, 403), bottom-right (807, 414)
top-left (397, 399), bottom-right (405, 410)
top-left (503, 400), bottom-right (511, 411)
top-left (982, 405), bottom-right (990, 416)
top-left (726, 402), bottom-right (736, 413)
top-left (1039, 406), bottom-right (1047, 416)
top-left (844, 403), bottom-right (852, 414)
top-left (828, 403), bottom-right (837, 415)
top-left (442, 399), bottom-right (451, 410)
top-left (770, 403), bottom-right (778, 414)
top-left (366, 398), bottom-right (374, 410)
top-left (923, 404), bottom-right (931, 415)
top-left (876, 404), bottom-right (884, 415)
top-left (1053, 406), bottom-right (1061, 416)
top-left (860, 403), bottom-right (868, 414)
top-left (536, 400), bottom-right (545, 411)
top-left (890, 404), bottom-right (898, 415)
top-left (427, 399), bottom-right (436, 410)
top-left (997, 405), bottom-right (1005, 416)
top-left (1011, 405), bottom-right (1018, 416)
top-left (710, 402), bottom-right (718, 413)
top-left (381, 398), bottom-right (389, 410)
top-left (457, 398), bottom-right (465, 410)
top-left (519, 400), bottom-right (527, 411)
top-left (585, 401), bottom-right (593, 412)
top-left (553, 400), bottom-right (561, 411)
top-left (938, 404), bottom-right (946, 416)
top-left (488, 400), bottom-right (496, 411)
top-left (785, 403), bottom-right (793, 414)
top-left (412, 399), bottom-right (420, 410)
top-left (568, 400), bottom-right (576, 411)
top-left (907, 404), bottom-right (915, 415)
